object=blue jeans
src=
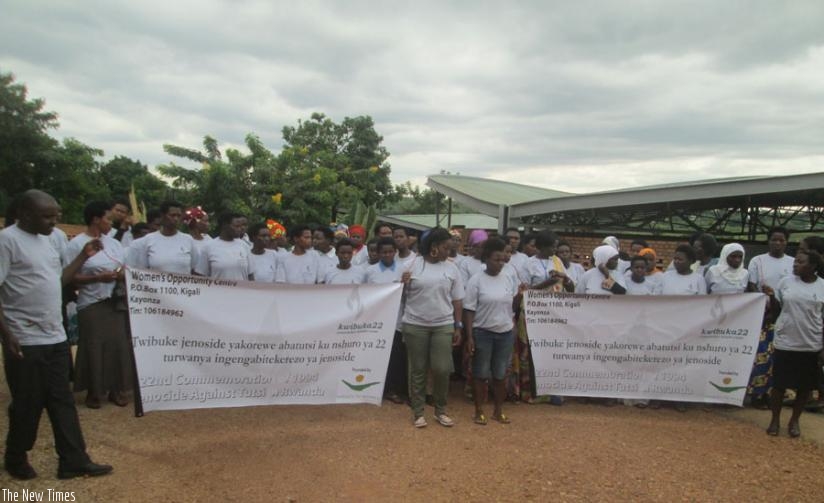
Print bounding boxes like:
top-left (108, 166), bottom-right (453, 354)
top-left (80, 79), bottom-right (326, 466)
top-left (471, 328), bottom-right (514, 380)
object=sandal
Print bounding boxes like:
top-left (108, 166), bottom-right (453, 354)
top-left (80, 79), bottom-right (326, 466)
top-left (491, 413), bottom-right (511, 424)
top-left (473, 413), bottom-right (488, 426)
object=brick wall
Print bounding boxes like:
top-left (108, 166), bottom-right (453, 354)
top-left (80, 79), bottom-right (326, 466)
top-left (558, 235), bottom-right (684, 269)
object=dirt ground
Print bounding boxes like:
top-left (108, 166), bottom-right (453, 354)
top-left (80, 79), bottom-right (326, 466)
top-left (2, 372), bottom-right (824, 503)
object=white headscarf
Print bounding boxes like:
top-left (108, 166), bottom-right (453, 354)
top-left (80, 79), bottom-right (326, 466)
top-left (709, 243), bottom-right (747, 284)
top-left (602, 236), bottom-right (620, 251)
top-left (593, 245), bottom-right (619, 268)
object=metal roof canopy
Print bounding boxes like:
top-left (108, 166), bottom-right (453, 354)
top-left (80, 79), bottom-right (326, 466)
top-left (379, 214), bottom-right (499, 232)
top-left (426, 172), bottom-right (824, 239)
top-left (510, 172), bottom-right (824, 218)
top-left (426, 174), bottom-right (571, 216)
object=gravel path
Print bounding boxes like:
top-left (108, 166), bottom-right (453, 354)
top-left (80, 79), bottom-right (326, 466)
top-left (2, 379), bottom-right (823, 502)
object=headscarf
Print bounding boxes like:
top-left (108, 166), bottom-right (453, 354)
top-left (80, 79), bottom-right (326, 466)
top-left (183, 206), bottom-right (208, 225)
top-left (467, 229), bottom-right (489, 246)
top-left (593, 245), bottom-right (619, 268)
top-left (332, 224), bottom-right (349, 239)
top-left (349, 225), bottom-right (366, 251)
top-left (349, 225), bottom-right (366, 239)
top-left (602, 236), bottom-right (620, 251)
top-left (334, 223), bottom-right (349, 240)
top-left (266, 219), bottom-right (286, 238)
top-left (638, 247), bottom-right (658, 274)
top-left (709, 243), bottom-right (747, 284)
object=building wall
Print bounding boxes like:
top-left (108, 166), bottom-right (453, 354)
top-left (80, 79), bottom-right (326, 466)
top-left (558, 235), bottom-right (684, 269)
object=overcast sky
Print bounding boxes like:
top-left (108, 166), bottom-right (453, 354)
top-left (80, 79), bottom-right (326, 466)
top-left (2, 0), bottom-right (823, 194)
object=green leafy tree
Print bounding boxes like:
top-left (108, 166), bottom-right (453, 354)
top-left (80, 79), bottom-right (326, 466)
top-left (157, 135), bottom-right (260, 219)
top-left (280, 113), bottom-right (396, 221)
top-left (43, 138), bottom-right (111, 223)
top-left (157, 115), bottom-right (397, 228)
top-left (0, 71), bottom-right (60, 214)
top-left (100, 156), bottom-right (171, 210)
top-left (383, 180), bottom-right (472, 215)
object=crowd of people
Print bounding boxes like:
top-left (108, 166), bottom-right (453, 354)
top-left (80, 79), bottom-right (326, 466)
top-left (2, 191), bottom-right (823, 478)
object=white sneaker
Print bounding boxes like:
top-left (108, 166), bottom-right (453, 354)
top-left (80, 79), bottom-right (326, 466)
top-left (413, 416), bottom-right (427, 428)
top-left (435, 413), bottom-right (455, 427)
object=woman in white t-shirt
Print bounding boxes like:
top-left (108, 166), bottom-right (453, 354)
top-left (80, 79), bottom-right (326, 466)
top-left (655, 244), bottom-right (706, 411)
top-left (464, 238), bottom-right (522, 425)
top-left (557, 241), bottom-right (585, 289)
top-left (624, 255), bottom-right (658, 296)
top-left (576, 245), bottom-right (627, 295)
top-left (248, 223), bottom-right (279, 283)
top-left (765, 250), bottom-right (824, 438)
top-left (458, 229), bottom-right (488, 285)
top-left (67, 201), bottom-right (132, 409)
top-left (659, 245), bottom-right (707, 296)
top-left (705, 243), bottom-right (748, 294)
top-left (127, 201), bottom-right (197, 275)
top-left (519, 231), bottom-right (571, 404)
top-left (402, 228), bottom-right (464, 428)
top-left (184, 206), bottom-right (212, 257)
top-left (323, 239), bottom-right (365, 285)
top-left (195, 212), bottom-right (252, 281)
top-left (746, 227), bottom-right (795, 406)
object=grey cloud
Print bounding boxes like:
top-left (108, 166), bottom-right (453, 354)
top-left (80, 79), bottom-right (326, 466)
top-left (2, 0), bottom-right (824, 193)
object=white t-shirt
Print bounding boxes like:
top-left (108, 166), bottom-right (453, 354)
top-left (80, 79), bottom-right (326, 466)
top-left (502, 263), bottom-right (520, 285)
top-left (127, 231), bottom-right (197, 275)
top-left (564, 262), bottom-right (586, 288)
top-left (191, 235), bottom-right (212, 258)
top-left (705, 268), bottom-right (749, 294)
top-left (448, 254), bottom-right (467, 269)
top-left (659, 270), bottom-right (707, 295)
top-left (365, 261), bottom-right (406, 331)
top-left (575, 267), bottom-right (626, 295)
top-left (66, 233), bottom-right (126, 310)
top-left (0, 225), bottom-right (66, 345)
top-left (195, 238), bottom-right (251, 281)
top-left (249, 250), bottom-right (279, 283)
top-left (49, 227), bottom-right (69, 266)
top-left (463, 271), bottom-right (519, 333)
top-left (351, 246), bottom-right (369, 266)
top-left (459, 257), bottom-right (485, 285)
top-left (526, 256), bottom-right (566, 287)
top-left (323, 265), bottom-right (366, 285)
top-left (315, 248), bottom-right (338, 282)
top-left (365, 261), bottom-right (405, 285)
top-left (403, 257), bottom-right (464, 327)
top-left (624, 274), bottom-right (658, 296)
top-left (276, 251), bottom-right (320, 284)
top-left (748, 253), bottom-right (794, 290)
top-left (396, 250), bottom-right (417, 270)
top-left (774, 275), bottom-right (824, 351)
top-left (508, 252), bottom-right (530, 284)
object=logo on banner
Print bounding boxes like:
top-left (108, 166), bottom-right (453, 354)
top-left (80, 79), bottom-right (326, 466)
top-left (709, 376), bottom-right (747, 393)
top-left (341, 373), bottom-right (381, 392)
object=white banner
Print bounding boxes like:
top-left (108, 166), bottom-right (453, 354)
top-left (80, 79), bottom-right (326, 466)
top-left (126, 269), bottom-right (402, 412)
top-left (524, 291), bottom-right (766, 405)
